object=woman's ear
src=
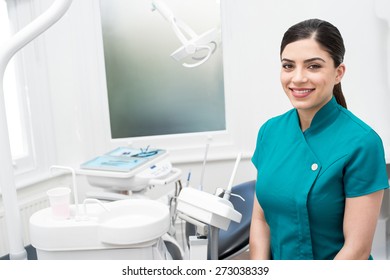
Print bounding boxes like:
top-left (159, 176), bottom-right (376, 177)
top-left (335, 63), bottom-right (346, 84)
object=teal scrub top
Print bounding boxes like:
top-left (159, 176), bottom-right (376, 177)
top-left (252, 97), bottom-right (389, 260)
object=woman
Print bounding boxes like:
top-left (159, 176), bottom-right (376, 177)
top-left (249, 19), bottom-right (389, 260)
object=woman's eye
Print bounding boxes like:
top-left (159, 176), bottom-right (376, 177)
top-left (308, 64), bottom-right (321, 70)
top-left (282, 64), bottom-right (293, 70)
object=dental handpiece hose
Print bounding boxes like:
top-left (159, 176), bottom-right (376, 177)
top-left (223, 153), bottom-right (242, 201)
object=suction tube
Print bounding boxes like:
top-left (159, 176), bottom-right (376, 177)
top-left (0, 0), bottom-right (73, 260)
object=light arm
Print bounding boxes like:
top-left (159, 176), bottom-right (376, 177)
top-left (151, 0), bottom-right (219, 68)
top-left (0, 0), bottom-right (73, 260)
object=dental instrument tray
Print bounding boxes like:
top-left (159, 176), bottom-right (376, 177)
top-left (80, 147), bottom-right (166, 172)
top-left (77, 147), bottom-right (181, 192)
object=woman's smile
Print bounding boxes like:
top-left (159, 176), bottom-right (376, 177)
top-left (289, 87), bottom-right (315, 98)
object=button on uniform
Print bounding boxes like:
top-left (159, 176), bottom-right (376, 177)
top-left (311, 163), bottom-right (318, 171)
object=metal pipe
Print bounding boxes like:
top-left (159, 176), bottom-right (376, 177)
top-left (209, 225), bottom-right (219, 260)
top-left (0, 0), bottom-right (73, 260)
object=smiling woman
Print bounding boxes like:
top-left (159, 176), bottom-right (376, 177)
top-left (249, 19), bottom-right (389, 260)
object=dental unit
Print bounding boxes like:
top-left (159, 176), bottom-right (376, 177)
top-left (30, 147), bottom-right (185, 260)
top-left (29, 149), bottom-right (244, 260)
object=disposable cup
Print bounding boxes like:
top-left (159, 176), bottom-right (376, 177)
top-left (47, 187), bottom-right (71, 220)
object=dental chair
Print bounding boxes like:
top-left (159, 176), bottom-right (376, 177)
top-left (185, 180), bottom-right (256, 260)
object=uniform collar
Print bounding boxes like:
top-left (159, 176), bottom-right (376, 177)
top-left (298, 96), bottom-right (340, 135)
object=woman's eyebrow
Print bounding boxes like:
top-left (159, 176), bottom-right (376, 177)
top-left (304, 57), bottom-right (326, 63)
top-left (281, 57), bottom-right (326, 63)
top-left (281, 58), bottom-right (294, 63)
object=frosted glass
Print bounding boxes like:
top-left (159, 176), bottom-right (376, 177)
top-left (100, 0), bottom-right (226, 138)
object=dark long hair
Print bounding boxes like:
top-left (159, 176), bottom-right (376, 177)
top-left (280, 19), bottom-right (347, 109)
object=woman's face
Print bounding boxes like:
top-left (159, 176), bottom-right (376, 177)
top-left (280, 38), bottom-right (345, 118)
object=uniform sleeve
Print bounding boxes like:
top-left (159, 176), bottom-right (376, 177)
top-left (344, 129), bottom-right (389, 197)
top-left (251, 121), bottom-right (269, 169)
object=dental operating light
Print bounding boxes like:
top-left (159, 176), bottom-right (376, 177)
top-left (151, 0), bottom-right (220, 68)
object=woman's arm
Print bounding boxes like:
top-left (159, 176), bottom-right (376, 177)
top-left (249, 195), bottom-right (271, 259)
top-left (334, 190), bottom-right (384, 260)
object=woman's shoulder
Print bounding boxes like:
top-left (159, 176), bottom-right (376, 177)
top-left (263, 108), bottom-right (296, 127)
top-left (338, 107), bottom-right (372, 133)
top-left (255, 109), bottom-right (297, 141)
top-left (338, 107), bottom-right (384, 148)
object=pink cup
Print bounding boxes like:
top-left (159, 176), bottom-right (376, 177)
top-left (47, 187), bottom-right (71, 220)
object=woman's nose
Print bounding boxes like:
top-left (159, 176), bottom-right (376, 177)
top-left (292, 69), bottom-right (308, 83)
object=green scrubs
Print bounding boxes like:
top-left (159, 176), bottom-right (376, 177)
top-left (252, 97), bottom-right (389, 260)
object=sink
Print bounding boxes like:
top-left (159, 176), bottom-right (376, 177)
top-left (98, 199), bottom-right (170, 245)
top-left (30, 198), bottom-right (172, 259)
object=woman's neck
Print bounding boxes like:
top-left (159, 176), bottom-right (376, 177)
top-left (297, 110), bottom-right (314, 132)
